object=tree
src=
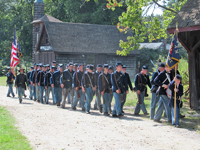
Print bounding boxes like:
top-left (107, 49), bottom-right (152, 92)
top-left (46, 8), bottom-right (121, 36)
top-left (99, 0), bottom-right (187, 56)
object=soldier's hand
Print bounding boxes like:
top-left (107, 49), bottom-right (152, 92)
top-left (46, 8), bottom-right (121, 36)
top-left (93, 87), bottom-right (96, 91)
top-left (75, 87), bottom-right (79, 91)
top-left (31, 81), bottom-right (33, 85)
top-left (51, 84), bottom-right (54, 88)
top-left (33, 84), bottom-right (35, 87)
top-left (82, 87), bottom-right (85, 93)
top-left (162, 84), bottom-right (168, 89)
top-left (15, 86), bottom-right (17, 88)
top-left (174, 88), bottom-right (178, 93)
top-left (126, 90), bottom-right (129, 94)
top-left (137, 90), bottom-right (140, 95)
top-left (38, 83), bottom-right (40, 86)
top-left (45, 86), bottom-right (47, 90)
top-left (101, 91), bottom-right (104, 95)
top-left (61, 83), bottom-right (64, 89)
top-left (116, 89), bottom-right (121, 94)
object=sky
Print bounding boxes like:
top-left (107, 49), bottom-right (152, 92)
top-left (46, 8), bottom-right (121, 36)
top-left (143, 1), bottom-right (165, 16)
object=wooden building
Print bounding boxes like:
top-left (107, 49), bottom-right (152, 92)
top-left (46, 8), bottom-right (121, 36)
top-left (167, 0), bottom-right (200, 110)
top-left (32, 0), bottom-right (139, 78)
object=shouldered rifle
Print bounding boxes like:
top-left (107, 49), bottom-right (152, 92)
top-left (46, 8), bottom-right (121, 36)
top-left (102, 73), bottom-right (106, 104)
top-left (150, 60), bottom-right (159, 73)
top-left (75, 66), bottom-right (80, 98)
top-left (137, 64), bottom-right (142, 105)
top-left (62, 72), bottom-right (64, 96)
top-left (83, 64), bottom-right (86, 101)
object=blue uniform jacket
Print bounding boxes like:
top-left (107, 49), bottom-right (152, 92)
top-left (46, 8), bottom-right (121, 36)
top-left (50, 71), bottom-right (62, 88)
top-left (44, 71), bottom-right (53, 87)
top-left (73, 70), bottom-right (83, 90)
top-left (154, 70), bottom-right (171, 95)
top-left (60, 69), bottom-right (74, 89)
top-left (6, 72), bottom-right (15, 84)
top-left (134, 73), bottom-right (151, 92)
top-left (150, 71), bottom-right (159, 93)
top-left (111, 71), bottom-right (127, 93)
top-left (81, 71), bottom-right (95, 88)
top-left (168, 80), bottom-right (183, 108)
top-left (98, 72), bottom-right (112, 93)
top-left (31, 69), bottom-right (40, 84)
top-left (37, 71), bottom-right (46, 86)
top-left (123, 72), bottom-right (133, 91)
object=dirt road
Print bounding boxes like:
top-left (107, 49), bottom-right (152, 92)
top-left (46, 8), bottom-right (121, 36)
top-left (1, 86), bottom-right (200, 150)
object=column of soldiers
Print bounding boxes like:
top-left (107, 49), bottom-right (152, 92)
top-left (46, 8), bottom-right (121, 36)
top-left (7, 61), bottom-right (184, 126)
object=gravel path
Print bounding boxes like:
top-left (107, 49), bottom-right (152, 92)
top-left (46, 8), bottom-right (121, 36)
top-left (1, 86), bottom-right (200, 150)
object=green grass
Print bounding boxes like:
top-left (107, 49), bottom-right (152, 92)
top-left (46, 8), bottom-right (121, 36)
top-left (0, 76), bottom-right (7, 86)
top-left (0, 106), bottom-right (32, 150)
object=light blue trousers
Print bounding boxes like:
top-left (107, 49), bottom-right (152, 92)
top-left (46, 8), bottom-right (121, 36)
top-left (84, 87), bottom-right (93, 112)
top-left (134, 91), bottom-right (147, 114)
top-left (72, 89), bottom-right (85, 109)
top-left (172, 104), bottom-right (180, 125)
top-left (150, 92), bottom-right (160, 119)
top-left (112, 92), bottom-right (123, 115)
top-left (17, 87), bottom-right (24, 101)
top-left (7, 84), bottom-right (14, 96)
top-left (102, 92), bottom-right (111, 113)
top-left (154, 95), bottom-right (172, 121)
top-left (40, 86), bottom-right (45, 103)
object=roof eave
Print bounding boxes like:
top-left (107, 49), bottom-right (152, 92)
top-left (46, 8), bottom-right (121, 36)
top-left (167, 25), bottom-right (200, 34)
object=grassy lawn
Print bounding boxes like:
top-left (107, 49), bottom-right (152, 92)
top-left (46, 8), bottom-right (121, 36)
top-left (125, 85), bottom-right (200, 133)
top-left (0, 76), bottom-right (7, 86)
top-left (0, 106), bottom-right (32, 150)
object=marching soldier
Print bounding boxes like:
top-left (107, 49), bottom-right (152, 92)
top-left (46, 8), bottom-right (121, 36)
top-left (6, 67), bottom-right (15, 97)
top-left (37, 65), bottom-right (46, 104)
top-left (108, 66), bottom-right (113, 113)
top-left (134, 65), bottom-right (151, 116)
top-left (32, 64), bottom-right (40, 101)
top-left (72, 63), bottom-right (85, 111)
top-left (27, 66), bottom-right (34, 99)
top-left (111, 62), bottom-right (128, 118)
top-left (15, 67), bottom-right (28, 103)
top-left (45, 66), bottom-right (55, 104)
top-left (98, 64), bottom-right (112, 116)
top-left (168, 74), bottom-right (183, 127)
top-left (60, 62), bottom-right (74, 108)
top-left (150, 63), bottom-right (165, 119)
top-left (82, 64), bottom-right (96, 114)
top-left (50, 64), bottom-right (63, 106)
top-left (121, 65), bottom-right (133, 113)
top-left (46, 64), bottom-right (50, 72)
top-left (30, 63), bottom-right (37, 101)
top-left (94, 64), bottom-right (103, 112)
top-left (154, 65), bottom-right (172, 123)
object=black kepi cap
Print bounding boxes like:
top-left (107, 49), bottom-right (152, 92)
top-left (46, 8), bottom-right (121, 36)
top-left (103, 64), bottom-right (109, 68)
top-left (116, 62), bottom-right (122, 67)
top-left (142, 65), bottom-right (148, 70)
top-left (176, 74), bottom-right (182, 80)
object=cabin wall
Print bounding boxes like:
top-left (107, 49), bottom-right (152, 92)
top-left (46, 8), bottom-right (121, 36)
top-left (56, 54), bottom-right (137, 79)
top-left (33, 51), bottom-right (55, 64)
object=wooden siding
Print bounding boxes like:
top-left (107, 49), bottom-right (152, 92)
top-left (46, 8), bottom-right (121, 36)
top-left (56, 54), bottom-right (137, 79)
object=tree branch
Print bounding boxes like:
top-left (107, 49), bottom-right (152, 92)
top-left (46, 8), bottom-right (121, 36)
top-left (152, 0), bottom-right (178, 14)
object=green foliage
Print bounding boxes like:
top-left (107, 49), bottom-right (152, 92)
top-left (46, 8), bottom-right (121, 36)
top-left (103, 0), bottom-right (187, 56)
top-left (0, 106), bottom-right (32, 150)
top-left (0, 76), bottom-right (7, 86)
top-left (44, 0), bottom-right (126, 25)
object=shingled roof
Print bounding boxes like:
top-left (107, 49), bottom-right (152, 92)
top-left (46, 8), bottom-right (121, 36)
top-left (168, 0), bottom-right (200, 34)
top-left (44, 21), bottom-right (139, 55)
top-left (32, 14), bottom-right (62, 24)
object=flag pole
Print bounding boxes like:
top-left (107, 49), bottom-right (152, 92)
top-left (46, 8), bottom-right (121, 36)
top-left (174, 23), bottom-right (178, 123)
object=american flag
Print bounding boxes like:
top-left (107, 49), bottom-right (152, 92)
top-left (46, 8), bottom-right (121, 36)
top-left (10, 29), bottom-right (22, 74)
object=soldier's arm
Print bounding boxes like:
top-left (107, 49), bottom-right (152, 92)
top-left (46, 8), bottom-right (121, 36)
top-left (127, 74), bottom-right (133, 91)
top-left (147, 75), bottom-right (152, 89)
top-left (154, 73), bottom-right (162, 86)
top-left (134, 74), bottom-right (139, 91)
